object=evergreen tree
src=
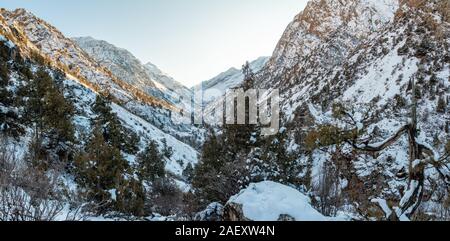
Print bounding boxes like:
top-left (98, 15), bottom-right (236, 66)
top-left (191, 128), bottom-right (248, 206)
top-left (183, 163), bottom-right (195, 182)
top-left (191, 64), bottom-right (261, 206)
top-left (25, 68), bottom-right (75, 145)
top-left (161, 138), bottom-right (174, 159)
top-left (74, 125), bottom-right (129, 212)
top-left (136, 140), bottom-right (166, 183)
top-left (222, 62), bottom-right (259, 156)
top-left (21, 68), bottom-right (75, 169)
top-left (260, 129), bottom-right (297, 184)
top-left (198, 130), bottom-right (228, 171)
top-left (115, 178), bottom-right (146, 217)
top-left (437, 95), bottom-right (447, 113)
top-left (91, 95), bottom-right (139, 154)
top-left (0, 42), bottom-right (23, 138)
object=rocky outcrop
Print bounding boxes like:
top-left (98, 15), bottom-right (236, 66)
top-left (259, 0), bottom-right (400, 90)
top-left (223, 203), bottom-right (251, 221)
top-left (223, 202), bottom-right (297, 221)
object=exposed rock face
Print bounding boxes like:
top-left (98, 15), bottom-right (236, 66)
top-left (277, 214), bottom-right (296, 221)
top-left (73, 36), bottom-right (157, 89)
top-left (260, 0), bottom-right (399, 90)
top-left (223, 203), bottom-right (251, 221)
top-left (73, 37), bottom-right (193, 112)
top-left (223, 203), bottom-right (298, 221)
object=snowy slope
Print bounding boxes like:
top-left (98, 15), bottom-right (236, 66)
top-left (144, 62), bottom-right (193, 112)
top-left (65, 77), bottom-right (198, 177)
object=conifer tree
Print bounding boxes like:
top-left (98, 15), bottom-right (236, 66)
top-left (260, 129), bottom-right (297, 184)
top-left (437, 95), bottom-right (447, 113)
top-left (136, 140), bottom-right (166, 183)
top-left (22, 68), bottom-right (75, 167)
top-left (191, 64), bottom-right (262, 206)
top-left (161, 138), bottom-right (174, 159)
top-left (91, 95), bottom-right (139, 154)
top-left (74, 125), bottom-right (129, 211)
top-left (115, 178), bottom-right (146, 217)
top-left (0, 42), bottom-right (22, 137)
top-left (222, 62), bottom-right (259, 156)
top-left (191, 128), bottom-right (247, 206)
top-left (183, 163), bottom-right (195, 182)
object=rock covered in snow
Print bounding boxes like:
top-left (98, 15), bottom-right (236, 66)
top-left (224, 181), bottom-right (334, 221)
top-left (194, 202), bottom-right (224, 221)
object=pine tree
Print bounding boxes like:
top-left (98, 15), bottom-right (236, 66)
top-left (161, 138), bottom-right (174, 159)
top-left (74, 125), bottom-right (129, 212)
top-left (222, 62), bottom-right (259, 156)
top-left (260, 129), bottom-right (297, 184)
top-left (92, 95), bottom-right (122, 147)
top-left (43, 81), bottom-right (75, 146)
top-left (136, 140), bottom-right (166, 183)
top-left (183, 163), bottom-right (195, 182)
top-left (0, 42), bottom-right (19, 137)
top-left (91, 95), bottom-right (139, 154)
top-left (446, 139), bottom-right (450, 154)
top-left (198, 130), bottom-right (227, 171)
top-left (191, 64), bottom-right (261, 206)
top-left (115, 178), bottom-right (146, 217)
top-left (0, 61), bottom-right (9, 90)
top-left (191, 128), bottom-right (248, 206)
top-left (23, 68), bottom-right (75, 166)
top-left (437, 95), bottom-right (447, 113)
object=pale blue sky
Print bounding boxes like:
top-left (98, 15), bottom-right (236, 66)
top-left (1, 0), bottom-right (308, 86)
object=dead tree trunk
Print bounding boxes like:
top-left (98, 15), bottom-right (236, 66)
top-left (396, 76), bottom-right (425, 220)
top-left (352, 77), bottom-right (429, 220)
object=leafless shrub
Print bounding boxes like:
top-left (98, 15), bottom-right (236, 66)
top-left (0, 137), bottom-right (68, 221)
top-left (311, 162), bottom-right (341, 217)
top-left (146, 178), bottom-right (183, 217)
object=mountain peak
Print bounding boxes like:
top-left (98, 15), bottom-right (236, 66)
top-left (262, 0), bottom-right (400, 89)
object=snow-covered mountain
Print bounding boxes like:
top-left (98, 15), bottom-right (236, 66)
top-left (143, 62), bottom-right (193, 111)
top-left (195, 56), bottom-right (269, 104)
top-left (72, 37), bottom-right (157, 90)
top-left (0, 8), bottom-right (195, 139)
top-left (260, 0), bottom-right (400, 90)
top-left (73, 37), bottom-right (193, 112)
